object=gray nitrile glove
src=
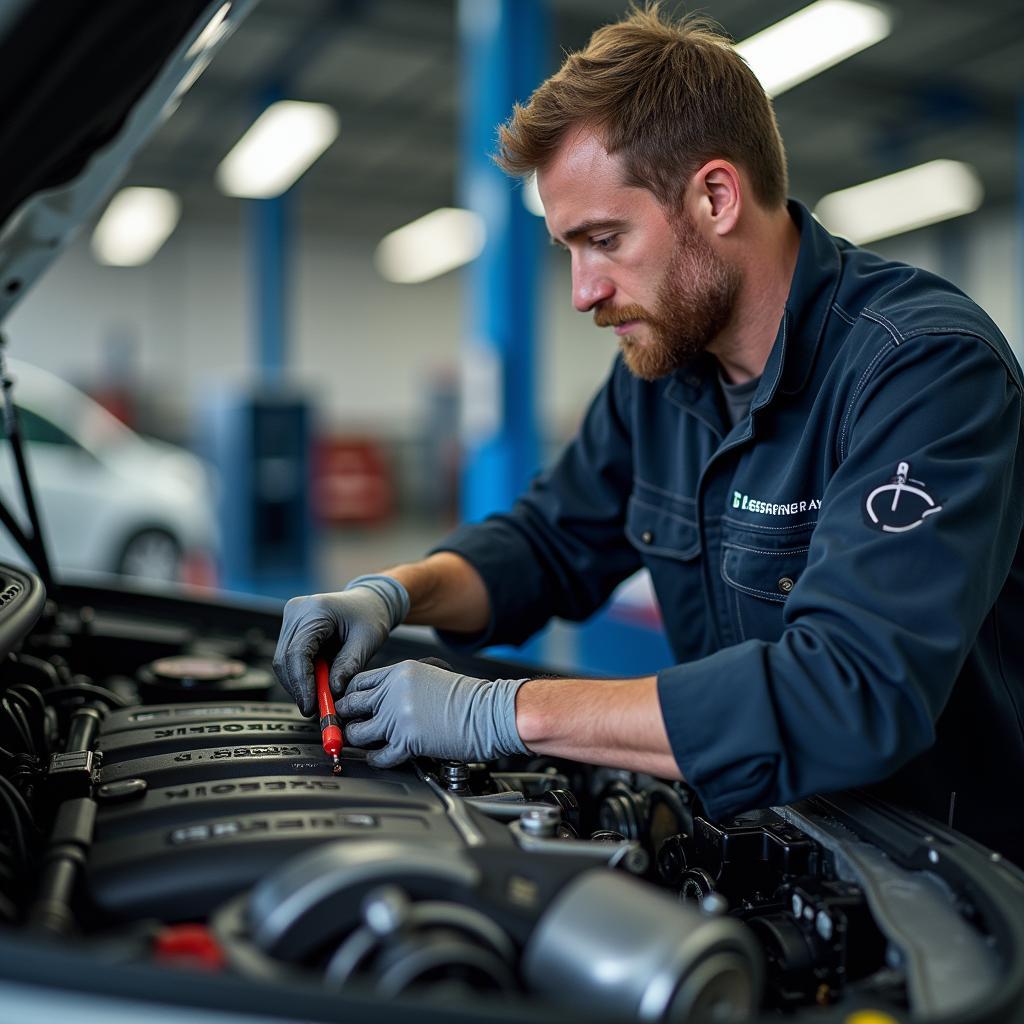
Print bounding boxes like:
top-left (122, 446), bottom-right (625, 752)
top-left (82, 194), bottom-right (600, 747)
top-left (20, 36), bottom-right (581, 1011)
top-left (272, 575), bottom-right (410, 716)
top-left (337, 659), bottom-right (531, 768)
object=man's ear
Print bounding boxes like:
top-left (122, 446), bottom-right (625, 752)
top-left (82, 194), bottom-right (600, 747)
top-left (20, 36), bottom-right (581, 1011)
top-left (690, 160), bottom-right (742, 236)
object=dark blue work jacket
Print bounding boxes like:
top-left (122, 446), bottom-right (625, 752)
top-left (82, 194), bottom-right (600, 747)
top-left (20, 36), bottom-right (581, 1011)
top-left (438, 200), bottom-right (1024, 862)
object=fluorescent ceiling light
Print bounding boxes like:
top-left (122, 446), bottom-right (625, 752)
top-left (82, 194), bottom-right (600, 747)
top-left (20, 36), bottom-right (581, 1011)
top-left (91, 187), bottom-right (181, 267)
top-left (523, 174), bottom-right (545, 217)
top-left (814, 160), bottom-right (984, 243)
top-left (736, 0), bottom-right (891, 97)
top-left (216, 101), bottom-right (339, 199)
top-left (375, 208), bottom-right (486, 284)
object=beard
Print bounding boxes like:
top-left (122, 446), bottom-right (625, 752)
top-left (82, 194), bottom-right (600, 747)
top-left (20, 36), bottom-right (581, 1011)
top-left (593, 213), bottom-right (741, 381)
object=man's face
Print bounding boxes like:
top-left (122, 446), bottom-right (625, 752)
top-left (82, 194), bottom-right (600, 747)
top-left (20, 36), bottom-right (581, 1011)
top-left (538, 130), bottom-right (740, 380)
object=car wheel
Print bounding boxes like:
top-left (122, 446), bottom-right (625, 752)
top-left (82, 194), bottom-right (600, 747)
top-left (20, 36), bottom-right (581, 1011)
top-left (117, 529), bottom-right (182, 581)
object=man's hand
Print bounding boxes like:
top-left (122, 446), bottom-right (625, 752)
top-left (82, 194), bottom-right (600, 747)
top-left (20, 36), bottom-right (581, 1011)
top-left (272, 576), bottom-right (409, 716)
top-left (337, 660), bottom-right (530, 768)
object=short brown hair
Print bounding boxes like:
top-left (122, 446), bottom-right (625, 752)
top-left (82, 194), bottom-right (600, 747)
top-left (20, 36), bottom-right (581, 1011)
top-left (495, 2), bottom-right (788, 209)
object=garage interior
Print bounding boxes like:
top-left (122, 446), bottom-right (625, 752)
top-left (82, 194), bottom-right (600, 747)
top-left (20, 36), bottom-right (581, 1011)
top-left (0, 3), bottom-right (1022, 1022)
top-left (6, 0), bottom-right (1021, 677)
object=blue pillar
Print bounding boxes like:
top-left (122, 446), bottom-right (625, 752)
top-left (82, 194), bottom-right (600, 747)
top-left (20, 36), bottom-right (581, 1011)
top-left (250, 188), bottom-right (290, 382)
top-left (204, 90), bottom-right (313, 599)
top-left (458, 0), bottom-right (547, 522)
top-left (249, 84), bottom-right (290, 383)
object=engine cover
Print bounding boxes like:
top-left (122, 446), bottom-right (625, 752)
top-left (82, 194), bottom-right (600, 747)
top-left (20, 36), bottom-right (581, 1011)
top-left (88, 701), bottom-right (507, 922)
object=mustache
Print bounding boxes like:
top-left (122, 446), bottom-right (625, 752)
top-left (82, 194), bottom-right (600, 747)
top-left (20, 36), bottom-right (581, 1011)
top-left (593, 304), bottom-right (650, 328)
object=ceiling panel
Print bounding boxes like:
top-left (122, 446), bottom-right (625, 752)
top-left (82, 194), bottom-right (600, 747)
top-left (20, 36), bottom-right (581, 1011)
top-left (118, 0), bottom-right (1021, 239)
top-left (298, 34), bottom-right (447, 102)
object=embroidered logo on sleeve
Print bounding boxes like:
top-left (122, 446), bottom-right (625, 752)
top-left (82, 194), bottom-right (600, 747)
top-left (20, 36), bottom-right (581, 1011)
top-left (863, 461), bottom-right (943, 533)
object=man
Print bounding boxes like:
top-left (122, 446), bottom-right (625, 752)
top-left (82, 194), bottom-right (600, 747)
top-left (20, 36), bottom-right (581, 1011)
top-left (274, 4), bottom-right (1024, 862)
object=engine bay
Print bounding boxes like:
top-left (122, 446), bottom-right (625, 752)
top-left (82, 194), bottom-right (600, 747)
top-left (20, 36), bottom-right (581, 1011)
top-left (0, 567), bottom-right (1021, 1024)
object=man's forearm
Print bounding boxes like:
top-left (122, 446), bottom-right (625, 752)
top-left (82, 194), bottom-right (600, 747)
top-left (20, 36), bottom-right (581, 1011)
top-left (382, 552), bottom-right (491, 634)
top-left (515, 675), bottom-right (683, 779)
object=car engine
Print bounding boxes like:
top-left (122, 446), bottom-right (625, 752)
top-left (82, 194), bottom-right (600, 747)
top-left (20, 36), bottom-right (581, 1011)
top-left (0, 565), bottom-right (1021, 1024)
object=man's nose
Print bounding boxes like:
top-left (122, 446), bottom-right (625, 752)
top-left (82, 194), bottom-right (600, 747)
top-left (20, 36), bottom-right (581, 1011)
top-left (572, 264), bottom-right (615, 312)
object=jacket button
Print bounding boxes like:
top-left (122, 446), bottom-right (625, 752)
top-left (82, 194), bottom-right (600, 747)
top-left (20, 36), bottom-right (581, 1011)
top-left (777, 577), bottom-right (794, 594)
top-left (641, 530), bottom-right (654, 544)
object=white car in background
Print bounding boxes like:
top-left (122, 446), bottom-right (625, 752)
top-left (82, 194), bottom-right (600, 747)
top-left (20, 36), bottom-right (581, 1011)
top-left (0, 359), bottom-right (218, 583)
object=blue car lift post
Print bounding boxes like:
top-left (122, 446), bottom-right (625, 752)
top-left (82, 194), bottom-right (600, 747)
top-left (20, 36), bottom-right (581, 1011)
top-left (204, 87), bottom-right (314, 600)
top-left (458, 0), bottom-right (548, 663)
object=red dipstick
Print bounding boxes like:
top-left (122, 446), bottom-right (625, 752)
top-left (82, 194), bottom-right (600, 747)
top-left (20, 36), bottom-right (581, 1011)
top-left (316, 659), bottom-right (343, 774)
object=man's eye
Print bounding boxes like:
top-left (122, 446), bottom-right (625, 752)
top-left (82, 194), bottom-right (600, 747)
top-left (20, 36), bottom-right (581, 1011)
top-left (593, 235), bottom-right (618, 251)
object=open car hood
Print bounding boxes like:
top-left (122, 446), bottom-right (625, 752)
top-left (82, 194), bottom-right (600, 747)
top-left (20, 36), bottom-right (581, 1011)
top-left (0, 0), bottom-right (253, 325)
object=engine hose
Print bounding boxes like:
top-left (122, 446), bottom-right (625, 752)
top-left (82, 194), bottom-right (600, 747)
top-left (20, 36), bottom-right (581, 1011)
top-left (26, 705), bottom-right (103, 934)
top-left (65, 706), bottom-right (102, 753)
top-left (7, 684), bottom-right (47, 755)
top-left (27, 798), bottom-right (95, 936)
top-left (0, 778), bottom-right (27, 866)
top-left (11, 654), bottom-right (60, 689)
top-left (41, 683), bottom-right (127, 709)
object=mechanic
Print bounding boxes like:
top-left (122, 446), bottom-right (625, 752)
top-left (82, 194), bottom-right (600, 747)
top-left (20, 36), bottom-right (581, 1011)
top-left (275, 4), bottom-right (1024, 864)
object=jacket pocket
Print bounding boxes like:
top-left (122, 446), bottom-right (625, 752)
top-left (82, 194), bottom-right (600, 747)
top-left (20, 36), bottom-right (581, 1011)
top-left (625, 495), bottom-right (701, 561)
top-left (721, 540), bottom-right (810, 642)
top-left (625, 493), bottom-right (705, 659)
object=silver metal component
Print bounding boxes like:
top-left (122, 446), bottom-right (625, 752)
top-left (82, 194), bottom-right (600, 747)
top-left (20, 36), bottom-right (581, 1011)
top-left (519, 805), bottom-right (561, 838)
top-left (773, 804), bottom-right (1000, 1017)
top-left (617, 846), bottom-right (650, 875)
top-left (523, 870), bottom-right (762, 1023)
top-left (791, 893), bottom-right (803, 918)
top-left (462, 796), bottom-right (558, 822)
top-left (928, 849), bottom-right (940, 864)
top-left (419, 773), bottom-right (486, 847)
top-left (815, 910), bottom-right (833, 941)
top-left (441, 761), bottom-right (471, 794)
top-left (363, 886), bottom-right (409, 937)
top-left (700, 892), bottom-right (729, 916)
top-left (508, 819), bottom-right (647, 872)
top-left (463, 790), bottom-right (526, 805)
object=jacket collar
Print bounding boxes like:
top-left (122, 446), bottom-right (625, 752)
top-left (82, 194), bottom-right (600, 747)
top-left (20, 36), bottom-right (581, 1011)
top-left (760, 198), bottom-right (843, 402)
top-left (666, 198), bottom-right (843, 420)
